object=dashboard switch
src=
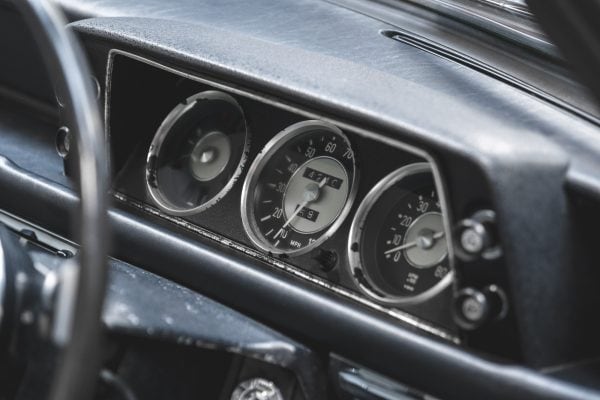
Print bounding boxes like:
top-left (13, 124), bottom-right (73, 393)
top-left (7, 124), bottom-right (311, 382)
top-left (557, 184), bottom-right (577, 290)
top-left (454, 287), bottom-right (490, 329)
top-left (460, 225), bottom-right (488, 255)
top-left (456, 210), bottom-right (501, 260)
top-left (454, 285), bottom-right (508, 329)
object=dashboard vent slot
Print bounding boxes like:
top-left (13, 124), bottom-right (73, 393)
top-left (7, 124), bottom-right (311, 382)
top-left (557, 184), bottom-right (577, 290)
top-left (380, 29), bottom-right (600, 127)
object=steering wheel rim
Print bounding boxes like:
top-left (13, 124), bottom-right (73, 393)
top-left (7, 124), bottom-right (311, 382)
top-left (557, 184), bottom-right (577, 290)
top-left (13, 1), bottom-right (108, 399)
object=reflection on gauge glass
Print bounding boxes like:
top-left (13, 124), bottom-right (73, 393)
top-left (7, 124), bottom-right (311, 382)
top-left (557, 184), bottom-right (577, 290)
top-left (241, 120), bottom-right (358, 256)
top-left (146, 91), bottom-right (249, 215)
top-left (348, 163), bottom-right (452, 304)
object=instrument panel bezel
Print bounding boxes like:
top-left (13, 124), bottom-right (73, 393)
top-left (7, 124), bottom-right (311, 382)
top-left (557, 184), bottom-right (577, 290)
top-left (105, 49), bottom-right (459, 342)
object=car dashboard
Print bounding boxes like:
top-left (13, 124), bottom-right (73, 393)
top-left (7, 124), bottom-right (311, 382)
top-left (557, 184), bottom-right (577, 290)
top-left (2, 0), bottom-right (600, 399)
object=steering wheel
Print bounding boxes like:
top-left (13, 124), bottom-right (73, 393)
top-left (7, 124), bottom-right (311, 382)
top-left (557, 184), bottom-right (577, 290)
top-left (0, 0), bottom-right (107, 399)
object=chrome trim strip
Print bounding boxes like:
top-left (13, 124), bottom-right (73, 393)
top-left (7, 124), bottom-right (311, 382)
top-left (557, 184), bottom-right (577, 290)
top-left (475, 0), bottom-right (531, 19)
top-left (105, 49), bottom-right (459, 343)
top-left (113, 192), bottom-right (459, 344)
top-left (397, 0), bottom-right (554, 56)
top-left (0, 209), bottom-right (78, 254)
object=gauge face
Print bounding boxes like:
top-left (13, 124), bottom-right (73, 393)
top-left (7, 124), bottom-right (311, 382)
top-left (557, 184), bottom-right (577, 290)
top-left (146, 91), bottom-right (249, 215)
top-left (241, 120), bottom-right (357, 256)
top-left (348, 163), bottom-right (452, 304)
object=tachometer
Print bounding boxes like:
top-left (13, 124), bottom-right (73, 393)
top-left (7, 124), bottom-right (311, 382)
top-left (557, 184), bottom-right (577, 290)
top-left (348, 163), bottom-right (452, 304)
top-left (241, 120), bottom-right (357, 256)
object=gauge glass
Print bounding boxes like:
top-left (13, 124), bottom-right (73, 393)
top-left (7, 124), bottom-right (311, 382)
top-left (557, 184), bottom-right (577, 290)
top-left (348, 163), bottom-right (452, 303)
top-left (146, 91), bottom-right (249, 215)
top-left (241, 120), bottom-right (357, 256)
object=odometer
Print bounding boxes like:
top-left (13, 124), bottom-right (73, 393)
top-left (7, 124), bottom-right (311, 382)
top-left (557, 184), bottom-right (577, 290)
top-left (348, 163), bottom-right (452, 304)
top-left (241, 120), bottom-right (357, 256)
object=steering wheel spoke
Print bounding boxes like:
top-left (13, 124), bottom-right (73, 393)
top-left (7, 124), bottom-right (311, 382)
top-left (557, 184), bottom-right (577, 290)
top-left (2, 1), bottom-right (109, 399)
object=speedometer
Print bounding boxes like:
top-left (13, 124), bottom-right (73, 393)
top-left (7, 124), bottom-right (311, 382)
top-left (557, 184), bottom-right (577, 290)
top-left (348, 163), bottom-right (452, 304)
top-left (241, 120), bottom-right (358, 256)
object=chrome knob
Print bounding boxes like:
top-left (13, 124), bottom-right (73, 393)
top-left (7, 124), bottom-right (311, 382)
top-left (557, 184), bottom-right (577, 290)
top-left (454, 285), bottom-right (508, 329)
top-left (456, 210), bottom-right (501, 260)
top-left (460, 223), bottom-right (489, 255)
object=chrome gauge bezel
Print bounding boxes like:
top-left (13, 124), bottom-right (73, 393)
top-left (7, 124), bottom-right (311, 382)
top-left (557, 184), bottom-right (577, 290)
top-left (145, 91), bottom-right (250, 216)
top-left (348, 163), bottom-right (454, 305)
top-left (241, 120), bottom-right (359, 257)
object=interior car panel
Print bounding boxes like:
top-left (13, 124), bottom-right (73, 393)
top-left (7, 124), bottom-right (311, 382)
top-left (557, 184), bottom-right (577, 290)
top-left (2, 0), bottom-right (600, 399)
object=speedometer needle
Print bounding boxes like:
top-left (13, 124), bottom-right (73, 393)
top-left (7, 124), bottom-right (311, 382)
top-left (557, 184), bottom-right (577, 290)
top-left (273, 177), bottom-right (328, 239)
top-left (384, 230), bottom-right (445, 255)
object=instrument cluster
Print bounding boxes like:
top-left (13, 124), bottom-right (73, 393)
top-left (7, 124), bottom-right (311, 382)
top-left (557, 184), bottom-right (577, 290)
top-left (109, 52), bottom-right (456, 337)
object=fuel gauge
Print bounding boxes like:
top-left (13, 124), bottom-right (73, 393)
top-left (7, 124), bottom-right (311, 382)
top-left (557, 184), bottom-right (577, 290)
top-left (348, 163), bottom-right (452, 304)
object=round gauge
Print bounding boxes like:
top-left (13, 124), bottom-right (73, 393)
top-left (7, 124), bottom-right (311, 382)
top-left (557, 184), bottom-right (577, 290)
top-left (241, 120), bottom-right (358, 256)
top-left (348, 163), bottom-right (452, 304)
top-left (146, 91), bottom-right (250, 215)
